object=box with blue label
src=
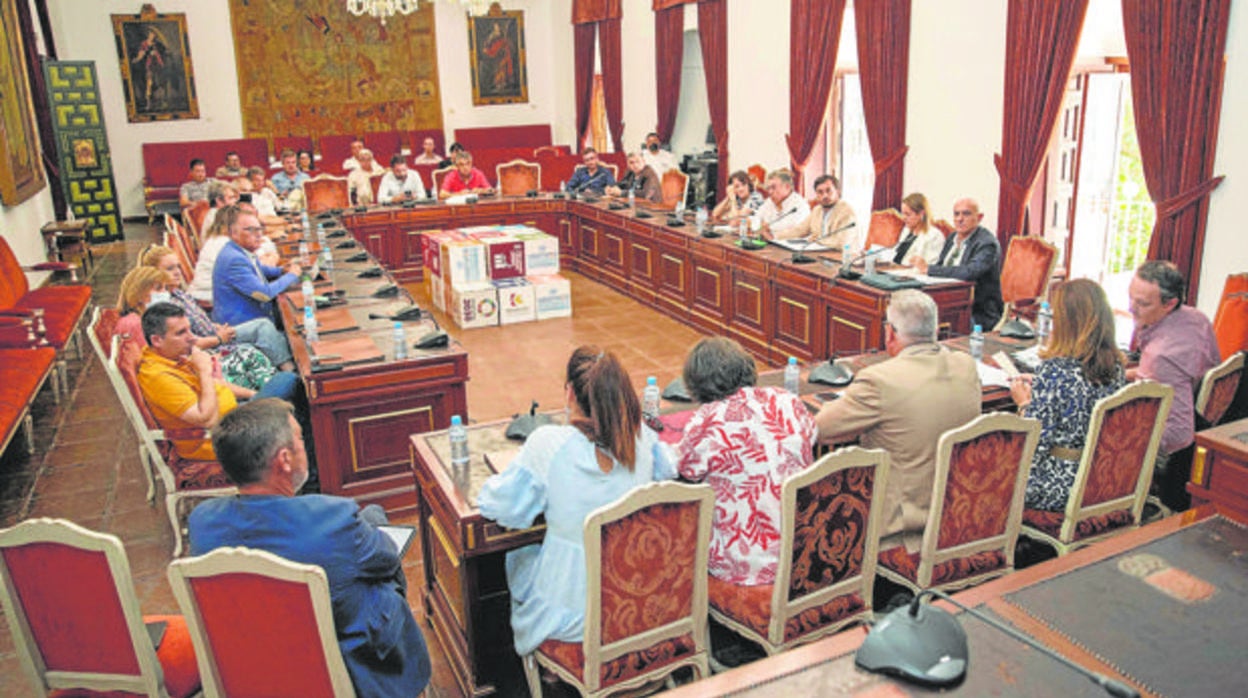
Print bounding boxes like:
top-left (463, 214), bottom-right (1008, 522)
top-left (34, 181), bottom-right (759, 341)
top-left (528, 274), bottom-right (572, 320)
top-left (511, 230), bottom-right (560, 277)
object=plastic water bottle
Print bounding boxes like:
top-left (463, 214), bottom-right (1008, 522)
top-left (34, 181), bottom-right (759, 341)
top-left (784, 357), bottom-right (801, 394)
top-left (969, 324), bottom-right (984, 362)
top-left (300, 211), bottom-right (310, 230)
top-left (642, 376), bottom-right (661, 419)
top-left (393, 321), bottom-right (407, 360)
top-left (449, 415), bottom-right (470, 470)
top-left (322, 245), bottom-right (334, 272)
top-left (627, 188), bottom-right (635, 209)
top-left (1036, 301), bottom-right (1053, 346)
top-left (316, 221), bottom-right (326, 245)
top-left (695, 206), bottom-right (708, 235)
top-left (558, 180), bottom-right (566, 194)
top-left (304, 305), bottom-right (318, 344)
top-left (864, 250), bottom-right (877, 275)
top-left (298, 239), bottom-right (309, 265)
top-left (300, 274), bottom-right (314, 311)
top-left (738, 217), bottom-right (749, 242)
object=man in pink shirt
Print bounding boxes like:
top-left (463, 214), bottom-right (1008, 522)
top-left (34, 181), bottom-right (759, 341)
top-left (1127, 260), bottom-right (1221, 509)
top-left (438, 151), bottom-right (494, 199)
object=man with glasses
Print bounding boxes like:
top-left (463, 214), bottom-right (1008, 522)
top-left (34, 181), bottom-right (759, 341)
top-left (814, 290), bottom-right (980, 552)
top-left (779, 174), bottom-right (855, 244)
top-left (565, 147), bottom-right (615, 195)
top-left (914, 198), bottom-right (1004, 329)
top-left (212, 209), bottom-right (302, 327)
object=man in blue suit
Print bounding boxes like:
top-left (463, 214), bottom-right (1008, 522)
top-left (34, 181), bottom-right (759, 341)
top-left (914, 197), bottom-right (1004, 330)
top-left (189, 399), bottom-right (431, 698)
top-left (212, 208), bottom-right (301, 326)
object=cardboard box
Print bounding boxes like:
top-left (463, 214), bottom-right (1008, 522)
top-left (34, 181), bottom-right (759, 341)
top-left (470, 230), bottom-right (527, 281)
top-left (528, 274), bottom-right (572, 320)
top-left (429, 274), bottom-right (445, 312)
top-left (440, 239), bottom-right (489, 288)
top-left (512, 230), bottom-right (560, 276)
top-left (450, 283), bottom-right (499, 329)
top-left (494, 278), bottom-right (536, 324)
top-left (422, 230), bottom-right (463, 279)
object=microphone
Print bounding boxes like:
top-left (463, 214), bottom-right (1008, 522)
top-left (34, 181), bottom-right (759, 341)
top-left (856, 588), bottom-right (1139, 697)
top-left (838, 245), bottom-right (891, 280)
top-left (791, 221), bottom-right (857, 265)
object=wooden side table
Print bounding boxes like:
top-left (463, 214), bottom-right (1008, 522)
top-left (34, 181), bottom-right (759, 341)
top-left (39, 220), bottom-right (92, 276)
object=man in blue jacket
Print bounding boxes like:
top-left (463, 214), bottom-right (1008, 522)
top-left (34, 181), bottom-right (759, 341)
top-left (189, 399), bottom-right (432, 698)
top-left (212, 208), bottom-right (302, 326)
top-left (565, 147), bottom-right (616, 195)
top-left (914, 197), bottom-right (1004, 330)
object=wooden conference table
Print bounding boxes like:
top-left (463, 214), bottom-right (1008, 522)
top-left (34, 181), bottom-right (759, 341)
top-left (339, 195), bottom-right (975, 364)
top-left (409, 338), bottom-right (1035, 697)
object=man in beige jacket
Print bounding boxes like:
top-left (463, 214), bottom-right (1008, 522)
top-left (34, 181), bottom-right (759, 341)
top-left (814, 289), bottom-right (981, 552)
top-left (774, 174), bottom-right (856, 245)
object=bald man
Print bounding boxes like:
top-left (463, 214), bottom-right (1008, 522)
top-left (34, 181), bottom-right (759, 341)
top-left (914, 198), bottom-right (1003, 330)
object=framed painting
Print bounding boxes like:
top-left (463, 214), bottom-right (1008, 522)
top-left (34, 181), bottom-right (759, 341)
top-left (468, 3), bottom-right (528, 106)
top-left (0, 0), bottom-right (46, 205)
top-left (111, 4), bottom-right (198, 122)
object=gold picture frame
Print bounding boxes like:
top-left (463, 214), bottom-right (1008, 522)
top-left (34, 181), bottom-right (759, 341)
top-left (0, 0), bottom-right (47, 205)
top-left (111, 4), bottom-right (199, 122)
top-left (468, 3), bottom-right (528, 106)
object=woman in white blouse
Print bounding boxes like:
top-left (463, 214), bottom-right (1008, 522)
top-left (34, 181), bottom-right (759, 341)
top-left (891, 192), bottom-right (945, 266)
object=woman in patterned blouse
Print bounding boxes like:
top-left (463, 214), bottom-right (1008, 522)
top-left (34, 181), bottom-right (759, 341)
top-left (711, 170), bottom-right (765, 222)
top-left (1009, 279), bottom-right (1126, 510)
top-left (676, 337), bottom-right (817, 585)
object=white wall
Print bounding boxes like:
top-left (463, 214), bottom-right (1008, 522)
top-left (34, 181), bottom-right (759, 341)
top-left (620, 0), bottom-right (657, 153)
top-left (46, 0), bottom-right (243, 219)
top-left (669, 29), bottom-right (711, 157)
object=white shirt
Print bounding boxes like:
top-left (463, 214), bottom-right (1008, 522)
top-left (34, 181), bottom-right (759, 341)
top-left (251, 188), bottom-right (278, 218)
top-left (190, 236), bottom-right (229, 300)
top-left (347, 163), bottom-right (385, 205)
top-left (642, 148), bottom-right (679, 176)
top-left (896, 228), bottom-right (946, 266)
top-left (377, 170), bottom-right (427, 203)
top-left (342, 156), bottom-right (361, 171)
top-left (756, 192), bottom-right (811, 235)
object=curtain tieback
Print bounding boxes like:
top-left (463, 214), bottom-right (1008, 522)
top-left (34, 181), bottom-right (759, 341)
top-left (873, 146), bottom-right (909, 178)
top-left (993, 153), bottom-right (1033, 202)
top-left (1155, 176), bottom-right (1225, 219)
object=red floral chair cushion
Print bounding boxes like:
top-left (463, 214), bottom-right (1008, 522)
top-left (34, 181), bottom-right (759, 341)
top-left (789, 465), bottom-right (874, 599)
top-left (1082, 397), bottom-right (1162, 507)
top-left (538, 633), bottom-right (697, 689)
top-left (938, 431), bottom-right (1029, 549)
top-left (1203, 369), bottom-right (1242, 425)
top-left (1021, 508), bottom-right (1135, 540)
top-left (878, 545), bottom-right (1008, 587)
top-left (1000, 236), bottom-right (1057, 305)
top-left (707, 577), bottom-right (865, 643)
top-left (170, 454), bottom-right (231, 491)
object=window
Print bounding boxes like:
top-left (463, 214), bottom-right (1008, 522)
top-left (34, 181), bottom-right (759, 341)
top-left (804, 72), bottom-right (874, 242)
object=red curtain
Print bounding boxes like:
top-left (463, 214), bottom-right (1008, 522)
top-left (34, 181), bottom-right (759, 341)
top-left (856, 0), bottom-right (912, 211)
top-left (786, 0), bottom-right (847, 190)
top-left (573, 0), bottom-right (621, 24)
top-left (1124, 0), bottom-right (1230, 304)
top-left (573, 23), bottom-right (597, 151)
top-left (599, 18), bottom-right (625, 150)
top-left (654, 4), bottom-right (685, 144)
top-left (994, 0), bottom-right (1089, 246)
top-left (698, 0), bottom-right (728, 199)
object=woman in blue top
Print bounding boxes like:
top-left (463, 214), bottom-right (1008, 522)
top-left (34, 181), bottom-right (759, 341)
top-left (1010, 279), bottom-right (1126, 510)
top-left (477, 346), bottom-right (676, 656)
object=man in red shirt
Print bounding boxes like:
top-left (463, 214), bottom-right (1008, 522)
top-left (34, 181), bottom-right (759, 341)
top-left (439, 151), bottom-right (494, 199)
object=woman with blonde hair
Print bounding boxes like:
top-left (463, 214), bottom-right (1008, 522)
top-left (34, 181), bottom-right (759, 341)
top-left (1010, 278), bottom-right (1126, 509)
top-left (188, 204), bottom-right (242, 301)
top-left (477, 346), bottom-right (676, 656)
top-left (892, 192), bottom-right (945, 265)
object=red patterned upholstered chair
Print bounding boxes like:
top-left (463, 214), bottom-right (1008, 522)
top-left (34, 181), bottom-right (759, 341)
top-left (168, 547), bottom-right (355, 698)
top-left (110, 335), bottom-right (235, 556)
top-left (747, 164), bottom-right (766, 190)
top-left (368, 172), bottom-right (386, 205)
top-left (496, 159), bottom-right (542, 196)
top-left (0, 518), bottom-right (200, 697)
top-left (995, 235), bottom-right (1059, 329)
top-left (431, 166), bottom-right (455, 195)
top-left (1020, 381), bottom-right (1174, 556)
top-left (301, 175), bottom-right (351, 214)
top-left (878, 413), bottom-right (1041, 594)
top-left (864, 209), bottom-right (906, 249)
top-left (182, 200), bottom-right (210, 249)
top-left (932, 219), bottom-right (955, 237)
top-left (657, 169), bottom-right (690, 211)
top-left (1196, 351), bottom-right (1244, 427)
top-left (523, 482), bottom-right (714, 698)
top-left (163, 218), bottom-right (197, 284)
top-left (709, 447), bottom-right (890, 657)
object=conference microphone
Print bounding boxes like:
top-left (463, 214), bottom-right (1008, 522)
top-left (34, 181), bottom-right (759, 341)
top-left (791, 221), bottom-right (857, 265)
top-left (838, 244), bottom-right (891, 280)
top-left (856, 588), bottom-right (1140, 697)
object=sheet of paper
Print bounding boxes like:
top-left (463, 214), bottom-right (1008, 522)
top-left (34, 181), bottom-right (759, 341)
top-left (377, 525), bottom-right (417, 557)
top-left (992, 351), bottom-right (1021, 379)
top-left (768, 238), bottom-right (834, 253)
top-left (976, 361), bottom-right (1012, 388)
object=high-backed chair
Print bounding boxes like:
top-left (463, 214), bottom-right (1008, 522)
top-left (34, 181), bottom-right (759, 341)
top-left (302, 175), bottom-right (351, 214)
top-left (864, 209), bottom-right (905, 249)
top-left (168, 547), bottom-right (356, 698)
top-left (995, 235), bottom-right (1059, 329)
top-left (747, 164), bottom-right (766, 189)
top-left (523, 482), bottom-right (714, 697)
top-left (368, 171), bottom-right (386, 205)
top-left (431, 166), bottom-right (455, 195)
top-left (1020, 381), bottom-right (1174, 555)
top-left (878, 413), bottom-right (1040, 593)
top-left (182, 200), bottom-right (210, 249)
top-left (658, 169), bottom-right (690, 211)
top-left (0, 235), bottom-right (91, 362)
top-left (1196, 351), bottom-right (1244, 428)
top-left (933, 219), bottom-right (955, 237)
top-left (496, 159), bottom-right (541, 196)
top-left (709, 448), bottom-right (890, 657)
top-left (1213, 273), bottom-right (1248, 359)
top-left (163, 217), bottom-right (196, 284)
top-left (601, 162), bottom-right (619, 182)
top-left (0, 518), bottom-right (201, 697)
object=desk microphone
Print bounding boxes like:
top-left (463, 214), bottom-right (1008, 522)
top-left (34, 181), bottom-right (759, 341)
top-left (856, 588), bottom-right (1140, 697)
top-left (794, 221), bottom-right (856, 264)
top-left (838, 245), bottom-right (890, 280)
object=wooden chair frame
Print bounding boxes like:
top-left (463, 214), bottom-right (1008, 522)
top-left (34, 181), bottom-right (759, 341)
top-left (994, 235), bottom-right (1059, 331)
top-left (524, 482), bottom-right (714, 697)
top-left (169, 546), bottom-right (355, 698)
top-left (1020, 381), bottom-right (1174, 555)
top-left (301, 174), bottom-right (351, 214)
top-left (1196, 351), bottom-right (1244, 425)
top-left (658, 169), bottom-right (690, 211)
top-left (431, 166), bottom-right (455, 195)
top-left (878, 413), bottom-right (1040, 594)
top-left (0, 518), bottom-right (170, 696)
top-left (496, 159), bottom-right (542, 196)
top-left (864, 209), bottom-right (905, 249)
top-left (711, 447), bottom-right (891, 655)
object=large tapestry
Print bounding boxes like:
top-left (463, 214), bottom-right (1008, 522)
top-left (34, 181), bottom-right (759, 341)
top-left (228, 1), bottom-right (443, 139)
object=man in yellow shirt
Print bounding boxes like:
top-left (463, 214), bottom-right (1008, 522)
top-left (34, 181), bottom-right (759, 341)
top-left (137, 303), bottom-right (238, 461)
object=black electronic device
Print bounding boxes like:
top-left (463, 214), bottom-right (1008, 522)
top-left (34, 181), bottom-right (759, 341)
top-left (552, 192), bottom-right (567, 200)
top-left (414, 312), bottom-right (449, 349)
top-left (808, 359), bottom-right (854, 386)
top-left (857, 589), bottom-right (1140, 697)
top-left (505, 401), bottom-right (555, 440)
top-left (662, 376), bottom-right (693, 402)
top-left (335, 240), bottom-right (357, 249)
top-left (701, 228), bottom-right (723, 239)
top-left (368, 306), bottom-right (424, 322)
top-left (402, 199), bottom-right (418, 208)
top-left (371, 283), bottom-right (400, 298)
top-left (238, 192), bottom-right (253, 204)
top-left (329, 208), bottom-right (344, 215)
top-left (353, 206), bottom-right (367, 213)
top-left (526, 189), bottom-right (539, 198)
top-left (633, 209), bottom-right (654, 219)
top-left (357, 267), bottom-right (384, 279)
top-left (665, 216), bottom-right (685, 228)
top-left (346, 252), bottom-right (369, 263)
top-left (316, 212), bottom-right (334, 219)
top-left (326, 229), bottom-right (347, 238)
top-left (608, 202), bottom-right (628, 211)
top-left (581, 195), bottom-right (600, 204)
top-left (999, 316), bottom-right (1036, 340)
top-left (737, 238), bottom-right (767, 251)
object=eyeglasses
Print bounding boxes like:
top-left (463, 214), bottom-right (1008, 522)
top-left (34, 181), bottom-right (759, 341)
top-left (241, 225), bottom-right (265, 233)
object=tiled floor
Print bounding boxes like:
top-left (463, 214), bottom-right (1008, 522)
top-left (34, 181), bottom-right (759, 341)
top-left (0, 221), bottom-right (722, 697)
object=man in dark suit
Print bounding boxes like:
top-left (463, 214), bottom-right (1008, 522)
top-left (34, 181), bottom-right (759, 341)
top-left (914, 198), bottom-right (1004, 329)
top-left (188, 399), bottom-right (431, 698)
